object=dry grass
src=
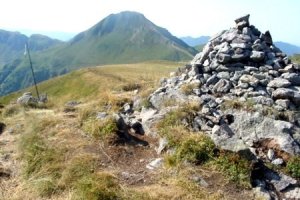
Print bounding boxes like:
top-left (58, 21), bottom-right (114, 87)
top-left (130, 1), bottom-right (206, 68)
top-left (0, 61), bottom-right (182, 106)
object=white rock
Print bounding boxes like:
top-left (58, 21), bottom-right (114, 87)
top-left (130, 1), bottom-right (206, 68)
top-left (267, 149), bottom-right (275, 160)
top-left (272, 158), bottom-right (284, 165)
top-left (146, 158), bottom-right (164, 170)
top-left (156, 138), bottom-right (168, 155)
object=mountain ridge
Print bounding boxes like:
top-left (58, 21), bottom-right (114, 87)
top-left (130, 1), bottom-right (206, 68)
top-left (0, 11), bottom-right (197, 96)
top-left (0, 29), bottom-right (63, 65)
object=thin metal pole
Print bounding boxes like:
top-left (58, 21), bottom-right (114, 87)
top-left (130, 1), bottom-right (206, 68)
top-left (25, 42), bottom-right (40, 100)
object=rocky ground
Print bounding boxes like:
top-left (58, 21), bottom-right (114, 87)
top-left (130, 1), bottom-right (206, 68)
top-left (0, 102), bottom-right (256, 200)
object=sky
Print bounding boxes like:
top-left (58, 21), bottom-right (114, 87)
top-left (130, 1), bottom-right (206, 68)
top-left (0, 0), bottom-right (299, 45)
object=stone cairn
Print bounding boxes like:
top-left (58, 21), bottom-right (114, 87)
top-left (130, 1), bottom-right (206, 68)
top-left (151, 14), bottom-right (300, 111)
top-left (147, 14), bottom-right (300, 199)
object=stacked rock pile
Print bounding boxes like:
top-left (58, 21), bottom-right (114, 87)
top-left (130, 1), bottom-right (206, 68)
top-left (151, 14), bottom-right (300, 111)
top-left (147, 14), bottom-right (300, 199)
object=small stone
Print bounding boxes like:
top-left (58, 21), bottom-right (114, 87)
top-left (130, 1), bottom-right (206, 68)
top-left (123, 103), bottom-right (132, 113)
top-left (272, 158), bottom-right (284, 165)
top-left (267, 149), bottom-right (275, 160)
top-left (239, 74), bottom-right (259, 87)
top-left (217, 71), bottom-right (230, 80)
top-left (250, 51), bottom-right (265, 62)
top-left (272, 88), bottom-right (294, 100)
top-left (191, 176), bottom-right (209, 187)
top-left (146, 158), bottom-right (164, 170)
top-left (242, 27), bottom-right (251, 35)
top-left (264, 31), bottom-right (273, 45)
top-left (253, 187), bottom-right (272, 200)
top-left (281, 73), bottom-right (300, 86)
top-left (267, 78), bottom-right (291, 88)
top-left (275, 99), bottom-right (290, 109)
top-left (156, 138), bottom-right (168, 155)
top-left (234, 14), bottom-right (250, 30)
top-left (283, 187), bottom-right (300, 199)
top-left (216, 53), bottom-right (231, 63)
top-left (206, 74), bottom-right (219, 86)
top-left (201, 106), bottom-right (210, 115)
top-left (96, 112), bottom-right (108, 120)
top-left (212, 79), bottom-right (232, 93)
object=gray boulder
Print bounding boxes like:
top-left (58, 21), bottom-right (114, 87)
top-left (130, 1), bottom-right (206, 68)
top-left (239, 74), bottom-right (259, 87)
top-left (17, 92), bottom-right (38, 106)
top-left (228, 110), bottom-right (300, 155)
top-left (250, 51), bottom-right (265, 62)
top-left (267, 78), bottom-right (291, 88)
top-left (212, 79), bottom-right (232, 93)
top-left (211, 124), bottom-right (247, 151)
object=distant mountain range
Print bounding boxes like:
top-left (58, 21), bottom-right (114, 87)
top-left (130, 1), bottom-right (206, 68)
top-left (181, 36), bottom-right (300, 56)
top-left (180, 36), bottom-right (210, 47)
top-left (0, 11), bottom-right (197, 96)
top-left (273, 42), bottom-right (300, 56)
top-left (0, 30), bottom-right (62, 65)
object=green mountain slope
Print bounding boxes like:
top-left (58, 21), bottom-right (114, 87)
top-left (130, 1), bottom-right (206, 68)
top-left (0, 30), bottom-right (63, 65)
top-left (0, 11), bottom-right (196, 96)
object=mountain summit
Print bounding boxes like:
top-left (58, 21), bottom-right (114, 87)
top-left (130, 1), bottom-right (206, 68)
top-left (0, 11), bottom-right (196, 96)
top-left (68, 11), bottom-right (196, 63)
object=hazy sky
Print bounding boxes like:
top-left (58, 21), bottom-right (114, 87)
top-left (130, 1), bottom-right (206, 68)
top-left (0, 0), bottom-right (299, 45)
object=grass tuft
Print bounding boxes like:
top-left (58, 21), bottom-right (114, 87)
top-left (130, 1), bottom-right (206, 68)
top-left (180, 83), bottom-right (200, 95)
top-left (73, 172), bottom-right (120, 200)
top-left (286, 156), bottom-right (300, 178)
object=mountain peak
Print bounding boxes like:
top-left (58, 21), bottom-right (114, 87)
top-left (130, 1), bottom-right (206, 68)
top-left (111, 11), bottom-right (145, 18)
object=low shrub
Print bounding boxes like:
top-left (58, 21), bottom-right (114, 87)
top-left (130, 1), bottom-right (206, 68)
top-left (286, 156), bottom-right (300, 178)
top-left (166, 134), bottom-right (215, 166)
top-left (212, 151), bottom-right (252, 188)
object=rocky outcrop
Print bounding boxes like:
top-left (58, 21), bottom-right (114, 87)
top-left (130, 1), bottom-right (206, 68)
top-left (149, 14), bottom-right (300, 153)
top-left (16, 92), bottom-right (48, 106)
top-left (147, 14), bottom-right (300, 199)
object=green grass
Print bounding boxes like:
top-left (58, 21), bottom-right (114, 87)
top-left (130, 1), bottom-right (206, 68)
top-left (291, 54), bottom-right (300, 63)
top-left (19, 115), bottom-right (63, 196)
top-left (211, 151), bottom-right (252, 188)
top-left (0, 61), bottom-right (182, 105)
top-left (159, 103), bottom-right (252, 188)
top-left (194, 44), bottom-right (205, 52)
top-left (157, 103), bottom-right (201, 146)
top-left (165, 134), bottom-right (215, 166)
top-left (82, 117), bottom-right (118, 139)
top-left (18, 113), bottom-right (124, 199)
top-left (286, 156), bottom-right (300, 178)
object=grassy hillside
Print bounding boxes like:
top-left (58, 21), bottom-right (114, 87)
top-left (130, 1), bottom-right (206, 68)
top-left (0, 11), bottom-right (197, 96)
top-left (194, 44), bottom-right (205, 52)
top-left (0, 61), bottom-right (183, 105)
top-left (291, 54), bottom-right (300, 63)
